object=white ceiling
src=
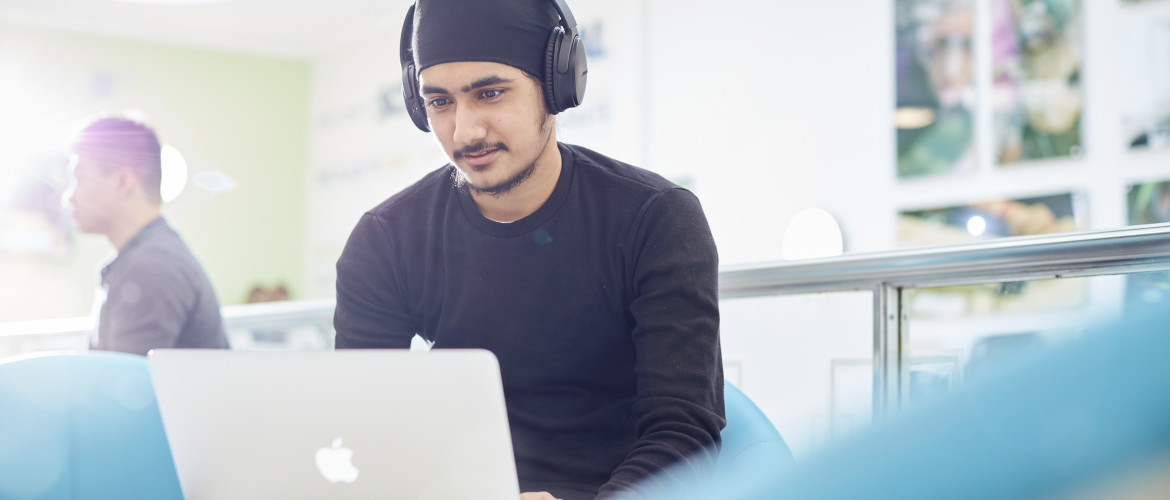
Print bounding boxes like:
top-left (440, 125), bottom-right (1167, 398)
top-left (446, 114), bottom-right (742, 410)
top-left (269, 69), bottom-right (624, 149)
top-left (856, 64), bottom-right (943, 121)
top-left (0, 0), bottom-right (416, 59)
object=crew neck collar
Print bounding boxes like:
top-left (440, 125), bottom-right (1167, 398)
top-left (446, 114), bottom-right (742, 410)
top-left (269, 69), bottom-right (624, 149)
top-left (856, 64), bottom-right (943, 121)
top-left (456, 143), bottom-right (575, 238)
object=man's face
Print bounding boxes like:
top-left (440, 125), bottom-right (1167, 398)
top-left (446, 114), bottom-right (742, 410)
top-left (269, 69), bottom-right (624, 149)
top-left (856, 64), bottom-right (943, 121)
top-left (64, 154), bottom-right (119, 234)
top-left (418, 61), bottom-right (554, 197)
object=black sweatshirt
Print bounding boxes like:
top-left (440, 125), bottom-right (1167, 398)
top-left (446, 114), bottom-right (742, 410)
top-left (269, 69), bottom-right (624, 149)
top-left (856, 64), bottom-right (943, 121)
top-left (334, 143), bottom-right (724, 499)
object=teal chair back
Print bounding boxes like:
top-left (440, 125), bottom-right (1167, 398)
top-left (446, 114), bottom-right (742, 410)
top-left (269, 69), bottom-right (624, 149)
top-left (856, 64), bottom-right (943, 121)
top-left (0, 351), bottom-right (183, 500)
top-left (717, 381), bottom-right (795, 475)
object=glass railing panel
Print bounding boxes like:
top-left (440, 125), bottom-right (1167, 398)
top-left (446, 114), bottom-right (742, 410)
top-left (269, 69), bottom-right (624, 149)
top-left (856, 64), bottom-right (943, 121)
top-left (901, 271), bottom-right (1158, 409)
top-left (719, 291), bottom-right (873, 460)
top-left (220, 299), bottom-right (335, 350)
top-left (1125, 270), bottom-right (1170, 317)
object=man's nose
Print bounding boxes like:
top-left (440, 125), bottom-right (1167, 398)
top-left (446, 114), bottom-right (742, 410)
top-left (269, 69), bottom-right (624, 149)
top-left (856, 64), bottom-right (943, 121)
top-left (62, 184), bottom-right (77, 209)
top-left (452, 103), bottom-right (488, 146)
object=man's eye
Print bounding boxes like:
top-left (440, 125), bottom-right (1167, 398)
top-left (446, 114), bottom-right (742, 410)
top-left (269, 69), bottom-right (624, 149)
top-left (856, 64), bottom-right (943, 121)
top-left (480, 89), bottom-right (502, 99)
top-left (426, 98), bottom-right (450, 109)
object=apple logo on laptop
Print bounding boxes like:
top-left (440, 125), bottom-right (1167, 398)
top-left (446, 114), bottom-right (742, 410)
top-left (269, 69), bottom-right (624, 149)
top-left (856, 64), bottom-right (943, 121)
top-left (315, 437), bottom-right (360, 483)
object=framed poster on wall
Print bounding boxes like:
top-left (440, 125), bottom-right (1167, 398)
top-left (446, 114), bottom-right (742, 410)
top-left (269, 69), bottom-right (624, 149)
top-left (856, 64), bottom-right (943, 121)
top-left (992, 0), bottom-right (1084, 165)
top-left (895, 0), bottom-right (976, 179)
top-left (1119, 12), bottom-right (1170, 151)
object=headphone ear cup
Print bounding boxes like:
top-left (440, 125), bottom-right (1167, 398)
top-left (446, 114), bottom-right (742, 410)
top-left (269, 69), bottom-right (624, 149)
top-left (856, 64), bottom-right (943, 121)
top-left (399, 4), bottom-right (429, 132)
top-left (543, 27), bottom-right (565, 115)
top-left (544, 25), bottom-right (587, 115)
top-left (402, 62), bottom-right (430, 132)
top-left (567, 35), bottom-right (587, 108)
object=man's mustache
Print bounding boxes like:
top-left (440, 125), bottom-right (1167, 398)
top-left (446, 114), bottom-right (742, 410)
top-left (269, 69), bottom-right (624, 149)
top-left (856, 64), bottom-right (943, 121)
top-left (454, 142), bottom-right (509, 160)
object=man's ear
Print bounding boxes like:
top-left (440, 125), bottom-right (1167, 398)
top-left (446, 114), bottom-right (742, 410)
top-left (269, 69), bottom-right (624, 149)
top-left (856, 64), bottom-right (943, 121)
top-left (113, 168), bottom-right (140, 198)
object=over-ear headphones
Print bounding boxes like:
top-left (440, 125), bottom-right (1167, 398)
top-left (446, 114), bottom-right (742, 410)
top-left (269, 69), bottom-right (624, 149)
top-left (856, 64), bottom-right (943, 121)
top-left (399, 0), bottom-right (588, 132)
top-left (399, 4), bottom-right (429, 132)
top-left (541, 0), bottom-right (588, 115)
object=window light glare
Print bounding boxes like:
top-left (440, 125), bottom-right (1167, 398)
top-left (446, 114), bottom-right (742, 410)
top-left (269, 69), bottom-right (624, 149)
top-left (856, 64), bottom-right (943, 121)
top-left (160, 144), bottom-right (188, 202)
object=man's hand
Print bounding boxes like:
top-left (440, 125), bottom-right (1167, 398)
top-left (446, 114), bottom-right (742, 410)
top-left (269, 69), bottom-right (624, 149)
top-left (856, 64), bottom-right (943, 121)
top-left (520, 492), bottom-right (562, 500)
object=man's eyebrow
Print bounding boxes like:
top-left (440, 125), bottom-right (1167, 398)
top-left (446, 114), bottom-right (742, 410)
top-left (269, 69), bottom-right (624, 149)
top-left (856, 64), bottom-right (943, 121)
top-left (421, 75), bottom-right (512, 96)
top-left (462, 76), bottom-right (511, 93)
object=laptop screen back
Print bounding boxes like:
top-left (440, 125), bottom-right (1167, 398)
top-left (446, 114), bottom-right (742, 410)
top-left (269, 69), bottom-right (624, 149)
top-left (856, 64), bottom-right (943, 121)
top-left (148, 349), bottom-right (520, 500)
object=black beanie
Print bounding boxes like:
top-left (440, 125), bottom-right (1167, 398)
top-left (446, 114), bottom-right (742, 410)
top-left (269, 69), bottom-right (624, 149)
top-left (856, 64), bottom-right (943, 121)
top-left (412, 0), bottom-right (560, 81)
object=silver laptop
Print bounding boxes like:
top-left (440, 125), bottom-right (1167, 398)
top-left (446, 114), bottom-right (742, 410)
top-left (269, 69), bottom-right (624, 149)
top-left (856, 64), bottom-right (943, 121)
top-left (148, 349), bottom-right (521, 500)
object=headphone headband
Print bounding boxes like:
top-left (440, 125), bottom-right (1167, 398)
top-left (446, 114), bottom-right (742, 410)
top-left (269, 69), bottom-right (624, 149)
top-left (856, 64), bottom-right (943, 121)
top-left (548, 0), bottom-right (579, 74)
top-left (399, 4), bottom-right (429, 131)
top-left (549, 0), bottom-right (577, 34)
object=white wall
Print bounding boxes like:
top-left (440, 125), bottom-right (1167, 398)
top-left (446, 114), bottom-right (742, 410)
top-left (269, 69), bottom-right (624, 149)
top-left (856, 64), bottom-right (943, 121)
top-left (303, 1), bottom-right (444, 298)
top-left (645, 0), bottom-right (898, 262)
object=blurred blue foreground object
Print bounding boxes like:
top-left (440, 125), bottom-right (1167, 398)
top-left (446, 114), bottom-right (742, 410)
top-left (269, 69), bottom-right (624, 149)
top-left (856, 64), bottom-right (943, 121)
top-left (631, 310), bottom-right (1170, 500)
top-left (0, 351), bottom-right (183, 500)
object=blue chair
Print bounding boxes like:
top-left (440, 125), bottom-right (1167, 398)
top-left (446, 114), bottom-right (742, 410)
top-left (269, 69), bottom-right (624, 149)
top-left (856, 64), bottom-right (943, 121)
top-left (717, 380), bottom-right (795, 478)
top-left (623, 381), bottom-right (795, 500)
top-left (0, 351), bottom-right (183, 500)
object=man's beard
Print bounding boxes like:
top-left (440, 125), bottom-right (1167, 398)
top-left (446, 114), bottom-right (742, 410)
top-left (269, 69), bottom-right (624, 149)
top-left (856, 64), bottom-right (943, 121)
top-left (452, 113), bottom-right (553, 199)
top-left (457, 159), bottom-right (537, 199)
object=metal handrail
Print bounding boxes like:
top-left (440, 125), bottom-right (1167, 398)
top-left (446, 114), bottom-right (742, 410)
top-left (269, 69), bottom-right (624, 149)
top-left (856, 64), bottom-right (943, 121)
top-left (0, 299), bottom-right (337, 338)
top-left (220, 298), bottom-right (336, 330)
top-left (6, 223), bottom-right (1170, 337)
top-left (719, 223), bottom-right (1170, 298)
top-left (0, 317), bottom-right (93, 338)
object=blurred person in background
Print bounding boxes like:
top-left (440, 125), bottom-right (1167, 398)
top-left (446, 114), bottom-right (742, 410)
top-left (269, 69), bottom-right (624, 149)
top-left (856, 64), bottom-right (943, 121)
top-left (65, 116), bottom-right (228, 356)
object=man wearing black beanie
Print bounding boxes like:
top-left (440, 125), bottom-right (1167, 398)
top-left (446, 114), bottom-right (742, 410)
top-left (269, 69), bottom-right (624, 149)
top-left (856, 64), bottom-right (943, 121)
top-left (333, 1), bottom-right (724, 499)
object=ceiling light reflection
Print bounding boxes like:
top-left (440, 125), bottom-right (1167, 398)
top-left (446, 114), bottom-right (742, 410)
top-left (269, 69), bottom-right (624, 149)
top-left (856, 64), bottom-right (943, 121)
top-left (967, 215), bottom-right (987, 236)
top-left (192, 171), bottom-right (236, 193)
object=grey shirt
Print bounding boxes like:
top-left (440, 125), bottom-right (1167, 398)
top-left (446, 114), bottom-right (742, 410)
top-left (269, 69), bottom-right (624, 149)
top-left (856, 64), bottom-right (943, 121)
top-left (92, 217), bottom-right (228, 355)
